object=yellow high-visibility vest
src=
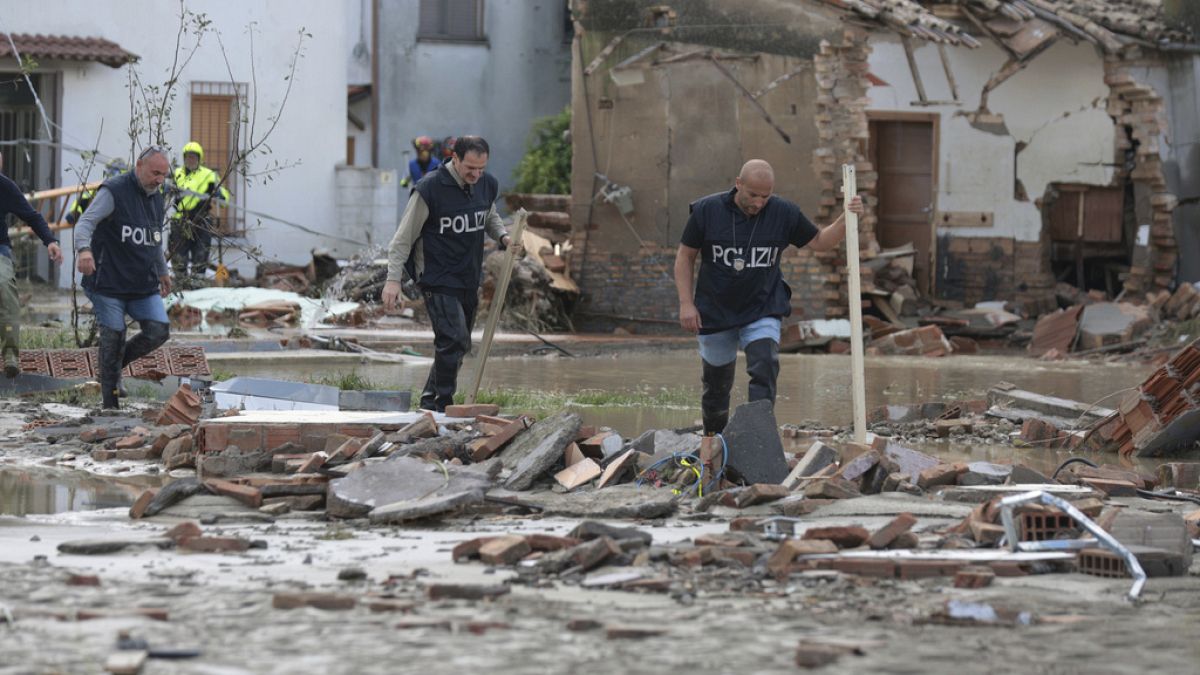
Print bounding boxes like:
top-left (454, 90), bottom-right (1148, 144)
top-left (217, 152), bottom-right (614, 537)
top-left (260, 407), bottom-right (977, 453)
top-left (172, 165), bottom-right (231, 218)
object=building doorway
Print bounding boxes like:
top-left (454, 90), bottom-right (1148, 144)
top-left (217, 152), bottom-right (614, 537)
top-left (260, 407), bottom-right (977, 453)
top-left (868, 115), bottom-right (937, 293)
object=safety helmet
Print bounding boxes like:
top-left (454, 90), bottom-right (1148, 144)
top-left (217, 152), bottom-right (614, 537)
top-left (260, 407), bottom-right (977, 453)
top-left (104, 157), bottom-right (129, 178)
top-left (413, 136), bottom-right (434, 152)
top-left (182, 141), bottom-right (204, 161)
top-left (442, 136), bottom-right (457, 159)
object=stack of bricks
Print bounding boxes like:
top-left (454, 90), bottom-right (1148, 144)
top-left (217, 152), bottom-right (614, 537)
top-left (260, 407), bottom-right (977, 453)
top-left (1083, 335), bottom-right (1200, 456)
top-left (1105, 59), bottom-right (1176, 296)
top-left (812, 27), bottom-right (876, 319)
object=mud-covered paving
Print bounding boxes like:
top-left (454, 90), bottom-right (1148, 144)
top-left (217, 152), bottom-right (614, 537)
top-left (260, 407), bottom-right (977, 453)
top-left (0, 387), bottom-right (1198, 674)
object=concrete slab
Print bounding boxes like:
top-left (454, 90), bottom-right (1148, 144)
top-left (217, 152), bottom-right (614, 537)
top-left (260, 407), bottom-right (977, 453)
top-left (808, 493), bottom-right (976, 519)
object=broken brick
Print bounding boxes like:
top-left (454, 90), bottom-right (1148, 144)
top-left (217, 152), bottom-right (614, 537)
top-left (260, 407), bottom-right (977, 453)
top-left (478, 535), bottom-right (532, 566)
top-left (177, 536), bottom-right (252, 553)
top-left (115, 447), bottom-right (152, 461)
top-left (554, 457), bottom-right (602, 490)
top-left (767, 538), bottom-right (838, 577)
top-left (606, 625), bottom-right (667, 640)
top-left (733, 483), bottom-right (791, 508)
top-left (452, 537), bottom-right (497, 562)
top-left (90, 448), bottom-right (117, 461)
top-left (164, 521), bottom-right (202, 542)
top-left (203, 478), bottom-right (263, 508)
top-left (896, 560), bottom-right (964, 579)
top-left (867, 513), bottom-right (917, 550)
top-left (571, 536), bottom-right (622, 571)
top-left (889, 532), bottom-right (919, 549)
top-left (803, 477), bottom-right (861, 500)
top-left (954, 566), bottom-right (996, 588)
top-left (1078, 477), bottom-right (1138, 497)
top-left (525, 534), bottom-right (581, 552)
top-left (824, 558), bottom-right (895, 577)
top-left (128, 489), bottom-right (158, 519)
top-left (66, 573), bottom-right (100, 586)
top-left (157, 384), bottom-right (202, 426)
top-left (471, 415), bottom-right (532, 462)
top-left (113, 434), bottom-right (145, 450)
top-left (802, 526), bottom-right (870, 549)
top-left (444, 404), bottom-right (500, 418)
top-left (297, 451), bottom-right (329, 473)
top-left (1020, 418), bottom-right (1063, 446)
top-left (836, 449), bottom-right (880, 482)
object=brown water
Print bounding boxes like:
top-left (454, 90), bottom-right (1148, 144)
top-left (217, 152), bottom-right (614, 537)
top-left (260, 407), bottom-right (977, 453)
top-left (225, 352), bottom-right (1152, 435)
top-left (0, 466), bottom-right (161, 516)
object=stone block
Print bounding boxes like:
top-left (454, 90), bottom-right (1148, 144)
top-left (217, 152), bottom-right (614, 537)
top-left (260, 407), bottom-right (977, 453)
top-left (721, 400), bottom-right (789, 485)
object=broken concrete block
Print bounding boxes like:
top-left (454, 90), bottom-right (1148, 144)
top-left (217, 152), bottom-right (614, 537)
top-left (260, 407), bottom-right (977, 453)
top-left (1077, 302), bottom-right (1153, 352)
top-left (554, 457), bottom-right (602, 491)
top-left (568, 521), bottom-right (652, 545)
top-left (802, 525), bottom-right (870, 549)
top-left (500, 412), bottom-right (582, 491)
top-left (959, 462), bottom-right (1012, 486)
top-left (1020, 418), bottom-right (1063, 446)
top-left (1009, 463), bottom-right (1056, 485)
top-left (478, 535), bottom-right (532, 566)
top-left (491, 485), bottom-right (677, 519)
top-left (787, 441), bottom-right (839, 485)
top-left (142, 478), bottom-right (204, 517)
top-left (836, 450), bottom-right (880, 482)
top-left (1108, 511), bottom-right (1193, 568)
top-left (328, 456), bottom-right (491, 520)
top-left (867, 513), bottom-right (917, 550)
top-left (1077, 477), bottom-right (1137, 496)
top-left (570, 536), bottom-right (622, 571)
top-left (388, 414), bottom-right (438, 444)
top-left (721, 400), bottom-right (789, 485)
top-left (882, 442), bottom-right (939, 478)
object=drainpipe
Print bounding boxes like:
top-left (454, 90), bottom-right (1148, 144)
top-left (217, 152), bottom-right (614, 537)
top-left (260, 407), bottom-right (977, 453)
top-left (371, 0), bottom-right (380, 168)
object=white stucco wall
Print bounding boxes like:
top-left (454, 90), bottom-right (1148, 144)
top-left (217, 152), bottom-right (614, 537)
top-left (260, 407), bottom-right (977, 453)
top-left (378, 0), bottom-right (572, 211)
top-left (868, 36), bottom-right (1115, 242)
top-left (4, 0), bottom-right (349, 284)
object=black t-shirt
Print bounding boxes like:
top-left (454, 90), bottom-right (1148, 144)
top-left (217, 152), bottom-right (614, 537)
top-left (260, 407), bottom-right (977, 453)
top-left (681, 187), bottom-right (819, 334)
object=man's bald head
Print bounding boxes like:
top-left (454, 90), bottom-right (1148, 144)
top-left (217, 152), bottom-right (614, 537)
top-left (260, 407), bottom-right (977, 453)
top-left (734, 159), bottom-right (775, 216)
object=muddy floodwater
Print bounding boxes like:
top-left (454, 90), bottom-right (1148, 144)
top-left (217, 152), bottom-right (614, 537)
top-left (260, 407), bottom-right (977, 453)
top-left (228, 351), bottom-right (1153, 433)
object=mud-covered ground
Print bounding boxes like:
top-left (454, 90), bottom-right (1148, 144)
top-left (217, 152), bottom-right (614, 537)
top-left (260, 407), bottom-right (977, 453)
top-left (0, 380), bottom-right (1197, 675)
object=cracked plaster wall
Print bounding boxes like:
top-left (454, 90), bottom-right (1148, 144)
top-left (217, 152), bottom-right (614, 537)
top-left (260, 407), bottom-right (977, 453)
top-left (868, 37), bottom-right (1115, 243)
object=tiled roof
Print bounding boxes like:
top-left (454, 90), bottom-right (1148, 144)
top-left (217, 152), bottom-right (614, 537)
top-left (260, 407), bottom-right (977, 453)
top-left (0, 33), bottom-right (137, 68)
top-left (954, 0), bottom-right (1192, 49)
top-left (819, 0), bottom-right (984, 46)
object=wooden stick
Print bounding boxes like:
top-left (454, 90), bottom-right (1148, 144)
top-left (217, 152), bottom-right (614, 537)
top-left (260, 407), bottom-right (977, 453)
top-left (24, 181), bottom-right (101, 202)
top-left (842, 164), bottom-right (867, 443)
top-left (465, 208), bottom-right (529, 405)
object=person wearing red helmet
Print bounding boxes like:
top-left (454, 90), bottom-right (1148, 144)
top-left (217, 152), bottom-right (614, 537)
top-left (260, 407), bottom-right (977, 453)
top-left (402, 136), bottom-right (441, 188)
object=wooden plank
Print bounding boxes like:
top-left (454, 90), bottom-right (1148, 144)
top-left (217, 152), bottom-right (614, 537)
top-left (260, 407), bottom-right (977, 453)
top-left (935, 211), bottom-right (992, 228)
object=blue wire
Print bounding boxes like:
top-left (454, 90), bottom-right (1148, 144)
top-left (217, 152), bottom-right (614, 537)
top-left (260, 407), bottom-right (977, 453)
top-left (634, 451), bottom-right (705, 495)
top-left (704, 433), bottom-right (729, 493)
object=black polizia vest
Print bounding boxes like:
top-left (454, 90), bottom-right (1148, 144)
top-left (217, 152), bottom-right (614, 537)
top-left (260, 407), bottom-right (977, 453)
top-left (85, 172), bottom-right (165, 298)
top-left (409, 165), bottom-right (499, 292)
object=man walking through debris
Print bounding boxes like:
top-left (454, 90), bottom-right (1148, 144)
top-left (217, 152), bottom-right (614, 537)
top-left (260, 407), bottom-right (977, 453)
top-left (0, 151), bottom-right (64, 377)
top-left (75, 147), bottom-right (173, 409)
top-left (381, 136), bottom-right (516, 412)
top-left (674, 159), bottom-right (863, 434)
top-left (169, 141), bottom-right (230, 282)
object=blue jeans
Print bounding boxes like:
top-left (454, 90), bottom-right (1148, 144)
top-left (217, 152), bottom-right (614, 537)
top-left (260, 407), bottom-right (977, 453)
top-left (696, 317), bottom-right (781, 366)
top-left (86, 291), bottom-right (168, 331)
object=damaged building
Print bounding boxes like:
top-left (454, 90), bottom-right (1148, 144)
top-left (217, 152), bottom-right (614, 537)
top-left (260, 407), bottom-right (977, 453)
top-left (565, 0), bottom-right (1200, 330)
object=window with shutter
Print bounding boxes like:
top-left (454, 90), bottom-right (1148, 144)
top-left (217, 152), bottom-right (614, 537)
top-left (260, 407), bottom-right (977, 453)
top-left (418, 0), bottom-right (485, 41)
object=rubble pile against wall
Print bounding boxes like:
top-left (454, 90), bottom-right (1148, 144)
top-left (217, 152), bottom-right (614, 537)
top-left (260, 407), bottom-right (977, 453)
top-left (1084, 334), bottom-right (1200, 457)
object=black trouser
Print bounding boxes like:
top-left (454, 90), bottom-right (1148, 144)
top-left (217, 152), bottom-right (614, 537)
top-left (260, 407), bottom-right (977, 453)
top-left (169, 216), bottom-right (213, 279)
top-left (420, 287), bottom-right (478, 412)
top-left (700, 338), bottom-right (780, 434)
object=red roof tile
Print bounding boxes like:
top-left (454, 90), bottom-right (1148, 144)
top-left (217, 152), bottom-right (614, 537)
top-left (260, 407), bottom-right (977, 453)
top-left (0, 33), bottom-right (137, 68)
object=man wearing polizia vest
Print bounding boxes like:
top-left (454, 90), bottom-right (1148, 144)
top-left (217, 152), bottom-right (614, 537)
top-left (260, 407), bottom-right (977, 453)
top-left (75, 147), bottom-right (173, 410)
top-left (382, 136), bottom-right (517, 412)
top-left (674, 159), bottom-right (864, 435)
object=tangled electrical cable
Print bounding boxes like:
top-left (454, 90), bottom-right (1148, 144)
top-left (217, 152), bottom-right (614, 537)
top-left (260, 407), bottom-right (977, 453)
top-left (633, 433), bottom-right (730, 497)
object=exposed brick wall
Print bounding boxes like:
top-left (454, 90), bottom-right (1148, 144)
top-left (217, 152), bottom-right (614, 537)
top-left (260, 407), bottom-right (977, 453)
top-left (1105, 59), bottom-right (1177, 295)
top-left (933, 235), bottom-right (1056, 314)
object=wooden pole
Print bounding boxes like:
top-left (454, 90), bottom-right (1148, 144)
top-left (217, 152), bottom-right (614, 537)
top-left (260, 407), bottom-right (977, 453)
top-left (842, 164), bottom-right (867, 443)
top-left (465, 208), bottom-right (529, 405)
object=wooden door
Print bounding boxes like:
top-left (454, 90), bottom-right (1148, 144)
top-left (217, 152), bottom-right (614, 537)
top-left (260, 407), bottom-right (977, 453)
top-left (870, 119), bottom-right (935, 291)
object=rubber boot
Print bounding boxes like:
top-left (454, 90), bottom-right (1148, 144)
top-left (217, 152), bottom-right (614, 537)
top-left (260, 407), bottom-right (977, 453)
top-left (745, 338), bottom-right (780, 405)
top-left (701, 359), bottom-right (737, 435)
top-left (122, 321), bottom-right (170, 366)
top-left (98, 327), bottom-right (127, 409)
